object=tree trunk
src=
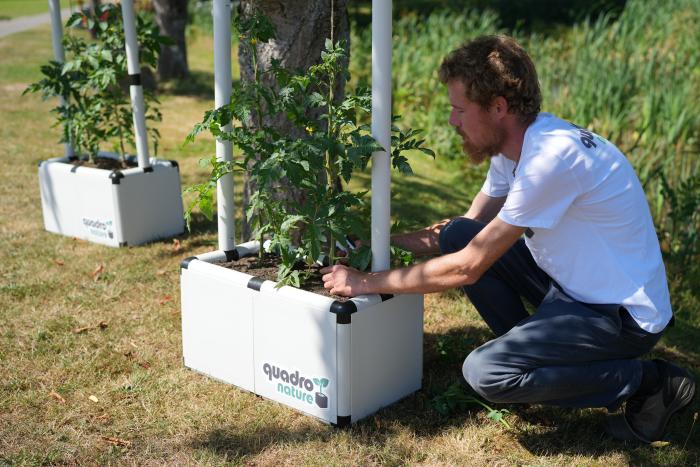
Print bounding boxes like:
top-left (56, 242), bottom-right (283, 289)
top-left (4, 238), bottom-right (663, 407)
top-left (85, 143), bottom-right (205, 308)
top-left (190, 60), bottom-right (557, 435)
top-left (152, 0), bottom-right (189, 81)
top-left (88, 0), bottom-right (101, 39)
top-left (239, 0), bottom-right (350, 241)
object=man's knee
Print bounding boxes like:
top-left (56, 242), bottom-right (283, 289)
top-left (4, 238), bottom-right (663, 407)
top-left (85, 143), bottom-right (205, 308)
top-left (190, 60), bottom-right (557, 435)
top-left (463, 343), bottom-right (524, 403)
top-left (438, 217), bottom-right (484, 255)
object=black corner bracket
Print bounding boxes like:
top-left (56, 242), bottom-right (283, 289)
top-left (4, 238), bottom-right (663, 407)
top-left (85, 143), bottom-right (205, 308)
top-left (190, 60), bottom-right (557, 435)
top-left (224, 249), bottom-right (239, 261)
top-left (380, 294), bottom-right (393, 302)
top-left (143, 166), bottom-right (154, 173)
top-left (332, 415), bottom-right (351, 428)
top-left (128, 73), bottom-right (142, 86)
top-left (181, 256), bottom-right (198, 269)
top-left (247, 276), bottom-right (265, 291)
top-left (119, 242), bottom-right (127, 247)
top-left (168, 159), bottom-right (179, 170)
top-left (37, 160), bottom-right (44, 167)
top-left (330, 300), bottom-right (357, 324)
top-left (110, 170), bottom-right (124, 184)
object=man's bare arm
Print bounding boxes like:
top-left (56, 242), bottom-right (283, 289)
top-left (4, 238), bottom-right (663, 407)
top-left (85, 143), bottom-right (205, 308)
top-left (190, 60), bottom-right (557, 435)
top-left (322, 218), bottom-right (525, 296)
top-left (390, 219), bottom-right (451, 256)
top-left (465, 191), bottom-right (507, 224)
top-left (389, 192), bottom-right (507, 256)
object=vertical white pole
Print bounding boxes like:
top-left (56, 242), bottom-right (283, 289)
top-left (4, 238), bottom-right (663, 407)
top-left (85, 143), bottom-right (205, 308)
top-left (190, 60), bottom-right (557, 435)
top-left (213, 0), bottom-right (236, 250)
top-left (48, 0), bottom-right (74, 158)
top-left (371, 0), bottom-right (392, 272)
top-left (120, 0), bottom-right (151, 169)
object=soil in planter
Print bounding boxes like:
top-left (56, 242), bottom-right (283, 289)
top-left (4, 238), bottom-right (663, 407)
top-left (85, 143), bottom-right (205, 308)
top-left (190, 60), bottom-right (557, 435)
top-left (221, 254), bottom-right (351, 302)
top-left (70, 157), bottom-right (138, 171)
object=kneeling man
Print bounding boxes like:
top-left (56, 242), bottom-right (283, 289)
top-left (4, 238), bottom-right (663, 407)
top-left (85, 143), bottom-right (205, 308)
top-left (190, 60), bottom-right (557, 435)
top-left (321, 35), bottom-right (695, 443)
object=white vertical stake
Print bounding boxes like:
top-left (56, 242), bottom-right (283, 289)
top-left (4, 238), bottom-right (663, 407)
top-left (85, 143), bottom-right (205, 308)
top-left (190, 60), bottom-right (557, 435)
top-left (213, 0), bottom-right (236, 250)
top-left (48, 0), bottom-right (74, 158)
top-left (120, 0), bottom-right (151, 169)
top-left (371, 0), bottom-right (392, 272)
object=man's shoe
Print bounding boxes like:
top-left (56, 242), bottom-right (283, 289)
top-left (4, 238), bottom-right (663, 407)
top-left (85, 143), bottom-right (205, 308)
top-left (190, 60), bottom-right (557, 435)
top-left (606, 359), bottom-right (695, 443)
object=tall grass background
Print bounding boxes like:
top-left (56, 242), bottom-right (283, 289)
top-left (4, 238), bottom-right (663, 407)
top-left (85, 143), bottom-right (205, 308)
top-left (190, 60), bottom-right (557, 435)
top-left (350, 0), bottom-right (700, 317)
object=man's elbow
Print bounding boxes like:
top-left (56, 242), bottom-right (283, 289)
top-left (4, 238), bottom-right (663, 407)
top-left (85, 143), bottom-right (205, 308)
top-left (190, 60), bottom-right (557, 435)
top-left (456, 265), bottom-right (482, 287)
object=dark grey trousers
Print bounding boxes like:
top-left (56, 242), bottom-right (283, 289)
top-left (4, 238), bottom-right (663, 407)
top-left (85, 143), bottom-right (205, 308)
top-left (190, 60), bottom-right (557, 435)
top-left (439, 217), bottom-right (663, 410)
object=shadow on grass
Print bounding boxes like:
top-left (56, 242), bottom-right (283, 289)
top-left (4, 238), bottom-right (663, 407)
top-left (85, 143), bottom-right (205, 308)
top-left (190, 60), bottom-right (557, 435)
top-left (182, 211), bottom-right (219, 239)
top-left (515, 403), bottom-right (699, 464)
top-left (189, 422), bottom-right (333, 460)
top-left (657, 319), bottom-right (700, 371)
top-left (353, 170), bottom-right (474, 231)
top-left (150, 212), bottom-right (218, 259)
top-left (159, 70), bottom-right (222, 101)
top-left (187, 325), bottom-right (502, 460)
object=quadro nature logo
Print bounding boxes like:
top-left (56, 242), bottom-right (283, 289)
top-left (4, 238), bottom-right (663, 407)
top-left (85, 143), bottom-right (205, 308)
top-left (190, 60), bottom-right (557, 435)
top-left (82, 217), bottom-right (114, 239)
top-left (262, 362), bottom-right (330, 408)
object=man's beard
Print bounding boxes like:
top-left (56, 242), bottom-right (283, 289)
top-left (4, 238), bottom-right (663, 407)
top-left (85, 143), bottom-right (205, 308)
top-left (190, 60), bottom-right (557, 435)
top-left (458, 126), bottom-right (505, 164)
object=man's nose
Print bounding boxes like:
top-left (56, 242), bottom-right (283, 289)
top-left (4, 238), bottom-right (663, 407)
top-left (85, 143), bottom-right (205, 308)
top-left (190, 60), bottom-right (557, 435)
top-left (449, 111), bottom-right (459, 127)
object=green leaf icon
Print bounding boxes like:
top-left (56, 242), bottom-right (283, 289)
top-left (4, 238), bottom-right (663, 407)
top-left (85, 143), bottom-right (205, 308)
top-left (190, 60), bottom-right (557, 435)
top-left (313, 378), bottom-right (320, 387)
top-left (320, 378), bottom-right (329, 389)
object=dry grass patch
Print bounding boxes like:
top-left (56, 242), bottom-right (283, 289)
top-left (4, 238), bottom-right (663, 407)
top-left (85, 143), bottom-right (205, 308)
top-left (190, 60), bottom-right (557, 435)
top-left (1, 22), bottom-right (698, 467)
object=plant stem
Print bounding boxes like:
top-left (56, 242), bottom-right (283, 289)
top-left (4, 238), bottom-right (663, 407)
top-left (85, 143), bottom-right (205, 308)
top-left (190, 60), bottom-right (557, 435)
top-left (251, 40), bottom-right (265, 259)
top-left (326, 62), bottom-right (336, 263)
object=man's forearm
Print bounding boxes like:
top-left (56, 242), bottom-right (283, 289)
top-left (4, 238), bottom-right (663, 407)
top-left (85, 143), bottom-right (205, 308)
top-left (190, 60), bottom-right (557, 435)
top-left (359, 252), bottom-right (474, 295)
top-left (390, 219), bottom-right (451, 256)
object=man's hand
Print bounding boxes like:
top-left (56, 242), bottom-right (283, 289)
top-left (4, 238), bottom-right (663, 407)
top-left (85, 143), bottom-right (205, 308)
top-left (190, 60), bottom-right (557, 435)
top-left (320, 264), bottom-right (367, 297)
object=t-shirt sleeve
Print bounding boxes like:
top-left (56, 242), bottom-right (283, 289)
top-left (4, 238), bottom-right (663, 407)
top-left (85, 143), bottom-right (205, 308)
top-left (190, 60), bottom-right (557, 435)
top-left (481, 156), bottom-right (510, 198)
top-left (498, 155), bottom-right (581, 229)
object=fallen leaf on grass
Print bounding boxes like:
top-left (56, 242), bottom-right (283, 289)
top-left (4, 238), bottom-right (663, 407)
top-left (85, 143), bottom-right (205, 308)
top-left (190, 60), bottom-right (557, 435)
top-left (650, 441), bottom-right (671, 448)
top-left (122, 350), bottom-right (150, 369)
top-left (156, 269), bottom-right (167, 276)
top-left (92, 264), bottom-right (104, 281)
top-left (89, 395), bottom-right (99, 403)
top-left (54, 259), bottom-right (64, 266)
top-left (101, 436), bottom-right (131, 447)
top-left (158, 295), bottom-right (172, 305)
top-left (172, 238), bottom-right (182, 253)
top-left (73, 321), bottom-right (108, 334)
top-left (49, 391), bottom-right (66, 403)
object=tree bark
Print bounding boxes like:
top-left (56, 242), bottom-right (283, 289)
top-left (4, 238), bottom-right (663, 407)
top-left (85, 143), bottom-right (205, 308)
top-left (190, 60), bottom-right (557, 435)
top-left (238, 0), bottom-right (350, 240)
top-left (152, 0), bottom-right (189, 81)
top-left (88, 0), bottom-right (101, 39)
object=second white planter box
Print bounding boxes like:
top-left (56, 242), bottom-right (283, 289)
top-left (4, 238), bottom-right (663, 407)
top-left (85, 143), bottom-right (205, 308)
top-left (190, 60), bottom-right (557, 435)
top-left (180, 245), bottom-right (424, 426)
top-left (38, 153), bottom-right (184, 247)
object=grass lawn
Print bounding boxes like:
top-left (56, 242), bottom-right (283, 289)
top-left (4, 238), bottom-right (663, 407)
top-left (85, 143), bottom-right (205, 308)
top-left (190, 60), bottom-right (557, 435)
top-left (0, 0), bottom-right (72, 20)
top-left (0, 24), bottom-right (698, 465)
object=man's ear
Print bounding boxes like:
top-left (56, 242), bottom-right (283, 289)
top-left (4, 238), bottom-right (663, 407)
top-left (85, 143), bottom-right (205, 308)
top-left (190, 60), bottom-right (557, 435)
top-left (490, 96), bottom-right (509, 119)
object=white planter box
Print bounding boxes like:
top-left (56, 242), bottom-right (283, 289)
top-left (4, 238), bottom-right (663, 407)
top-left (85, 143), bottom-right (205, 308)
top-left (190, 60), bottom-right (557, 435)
top-left (180, 245), bottom-right (424, 426)
top-left (38, 153), bottom-right (184, 247)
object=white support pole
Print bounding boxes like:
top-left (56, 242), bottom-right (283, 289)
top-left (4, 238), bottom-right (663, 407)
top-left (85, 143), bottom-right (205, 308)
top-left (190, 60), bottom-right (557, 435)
top-left (48, 0), bottom-right (74, 158)
top-left (371, 0), bottom-right (392, 272)
top-left (120, 0), bottom-right (151, 169)
top-left (213, 0), bottom-right (236, 250)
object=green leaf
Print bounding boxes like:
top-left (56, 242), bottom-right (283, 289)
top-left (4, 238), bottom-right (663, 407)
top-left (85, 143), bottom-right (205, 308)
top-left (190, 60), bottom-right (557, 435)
top-left (281, 215), bottom-right (306, 233)
top-left (348, 245), bottom-right (372, 271)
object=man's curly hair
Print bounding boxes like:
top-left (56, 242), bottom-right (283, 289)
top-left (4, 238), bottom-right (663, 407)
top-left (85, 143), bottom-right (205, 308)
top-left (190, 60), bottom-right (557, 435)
top-left (439, 35), bottom-right (542, 122)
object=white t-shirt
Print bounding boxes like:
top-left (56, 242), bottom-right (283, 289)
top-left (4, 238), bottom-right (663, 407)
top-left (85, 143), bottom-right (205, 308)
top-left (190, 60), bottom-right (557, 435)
top-left (481, 113), bottom-right (672, 333)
